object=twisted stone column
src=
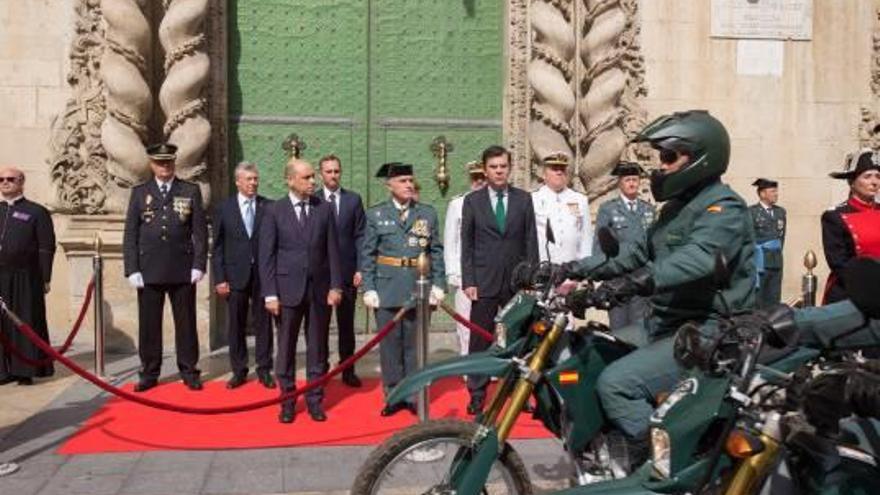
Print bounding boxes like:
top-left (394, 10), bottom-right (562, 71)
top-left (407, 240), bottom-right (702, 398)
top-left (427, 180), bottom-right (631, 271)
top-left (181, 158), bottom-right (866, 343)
top-left (528, 0), bottom-right (578, 174)
top-left (100, 0), bottom-right (152, 212)
top-left (577, 0), bottom-right (629, 196)
top-left (159, 0), bottom-right (211, 203)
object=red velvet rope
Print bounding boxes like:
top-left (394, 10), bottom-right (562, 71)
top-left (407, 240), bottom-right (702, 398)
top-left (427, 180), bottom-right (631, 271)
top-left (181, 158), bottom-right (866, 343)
top-left (438, 301), bottom-right (495, 342)
top-left (1, 304), bottom-right (407, 415)
top-left (0, 277), bottom-right (95, 367)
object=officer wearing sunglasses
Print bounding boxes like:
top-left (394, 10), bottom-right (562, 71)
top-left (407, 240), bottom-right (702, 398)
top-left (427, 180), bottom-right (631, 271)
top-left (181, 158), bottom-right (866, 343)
top-left (562, 110), bottom-right (757, 468)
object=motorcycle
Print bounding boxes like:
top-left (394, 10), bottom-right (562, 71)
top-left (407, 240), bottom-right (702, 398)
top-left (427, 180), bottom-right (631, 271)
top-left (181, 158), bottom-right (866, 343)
top-left (351, 227), bottom-right (647, 494)
top-left (563, 256), bottom-right (880, 495)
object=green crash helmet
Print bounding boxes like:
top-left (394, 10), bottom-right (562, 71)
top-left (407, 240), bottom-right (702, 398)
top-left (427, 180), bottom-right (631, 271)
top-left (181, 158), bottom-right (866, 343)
top-left (634, 110), bottom-right (731, 201)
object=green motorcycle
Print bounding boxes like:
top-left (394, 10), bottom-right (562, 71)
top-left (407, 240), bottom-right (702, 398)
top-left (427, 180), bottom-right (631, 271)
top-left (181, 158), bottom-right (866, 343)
top-left (351, 230), bottom-right (644, 494)
top-left (562, 257), bottom-right (880, 495)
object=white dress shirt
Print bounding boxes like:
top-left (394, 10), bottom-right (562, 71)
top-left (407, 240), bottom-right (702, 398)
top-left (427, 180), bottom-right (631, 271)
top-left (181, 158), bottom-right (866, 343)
top-left (288, 191), bottom-right (310, 220)
top-left (532, 185), bottom-right (592, 263)
top-left (323, 187), bottom-right (340, 213)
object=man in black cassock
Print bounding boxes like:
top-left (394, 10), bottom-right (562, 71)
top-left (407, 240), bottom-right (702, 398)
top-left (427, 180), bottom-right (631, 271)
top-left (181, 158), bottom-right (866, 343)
top-left (0, 166), bottom-right (56, 385)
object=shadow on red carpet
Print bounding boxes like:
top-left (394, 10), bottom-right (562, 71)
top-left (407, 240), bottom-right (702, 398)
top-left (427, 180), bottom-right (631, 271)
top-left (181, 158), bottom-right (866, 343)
top-left (58, 377), bottom-right (551, 454)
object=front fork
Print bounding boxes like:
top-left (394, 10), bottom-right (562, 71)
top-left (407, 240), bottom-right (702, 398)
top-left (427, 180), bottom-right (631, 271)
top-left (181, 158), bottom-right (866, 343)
top-left (485, 313), bottom-right (568, 442)
top-left (449, 314), bottom-right (568, 495)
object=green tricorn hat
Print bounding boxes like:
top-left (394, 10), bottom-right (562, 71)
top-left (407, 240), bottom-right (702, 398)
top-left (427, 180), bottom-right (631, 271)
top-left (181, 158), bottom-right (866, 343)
top-left (375, 162), bottom-right (413, 179)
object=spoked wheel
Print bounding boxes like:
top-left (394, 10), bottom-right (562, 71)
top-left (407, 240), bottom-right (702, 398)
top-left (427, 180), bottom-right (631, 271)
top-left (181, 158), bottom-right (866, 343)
top-left (351, 419), bottom-right (533, 495)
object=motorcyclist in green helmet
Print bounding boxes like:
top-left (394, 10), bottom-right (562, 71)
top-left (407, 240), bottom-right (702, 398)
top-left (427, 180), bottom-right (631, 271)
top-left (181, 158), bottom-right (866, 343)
top-left (563, 110), bottom-right (757, 466)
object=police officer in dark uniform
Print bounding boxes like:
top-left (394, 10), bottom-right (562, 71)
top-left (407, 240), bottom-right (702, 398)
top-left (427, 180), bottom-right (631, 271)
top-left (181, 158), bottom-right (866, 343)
top-left (749, 178), bottom-right (786, 308)
top-left (0, 166), bottom-right (56, 385)
top-left (123, 143), bottom-right (208, 392)
top-left (593, 162), bottom-right (656, 329)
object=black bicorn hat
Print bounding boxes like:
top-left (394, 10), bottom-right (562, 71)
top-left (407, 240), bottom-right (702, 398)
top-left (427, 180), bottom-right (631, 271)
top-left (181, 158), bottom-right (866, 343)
top-left (830, 149), bottom-right (880, 181)
top-left (375, 162), bottom-right (414, 179)
top-left (611, 161), bottom-right (645, 177)
top-left (751, 178), bottom-right (778, 190)
top-left (146, 142), bottom-right (178, 161)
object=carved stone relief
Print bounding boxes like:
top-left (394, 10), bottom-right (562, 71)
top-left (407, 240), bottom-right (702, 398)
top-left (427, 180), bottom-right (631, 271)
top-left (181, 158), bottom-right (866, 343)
top-left (859, 7), bottom-right (880, 150)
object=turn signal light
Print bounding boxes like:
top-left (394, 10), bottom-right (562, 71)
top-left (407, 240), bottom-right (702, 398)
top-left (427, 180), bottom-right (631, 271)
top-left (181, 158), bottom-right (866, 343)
top-left (531, 321), bottom-right (549, 335)
top-left (725, 429), bottom-right (764, 459)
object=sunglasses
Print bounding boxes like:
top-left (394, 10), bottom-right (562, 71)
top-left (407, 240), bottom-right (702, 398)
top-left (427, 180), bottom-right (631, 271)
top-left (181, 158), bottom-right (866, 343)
top-left (659, 148), bottom-right (680, 164)
top-left (0, 177), bottom-right (19, 184)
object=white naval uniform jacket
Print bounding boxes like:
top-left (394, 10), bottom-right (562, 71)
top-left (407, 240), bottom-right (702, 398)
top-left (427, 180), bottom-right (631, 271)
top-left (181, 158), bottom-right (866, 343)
top-left (532, 185), bottom-right (592, 263)
top-left (443, 193), bottom-right (466, 287)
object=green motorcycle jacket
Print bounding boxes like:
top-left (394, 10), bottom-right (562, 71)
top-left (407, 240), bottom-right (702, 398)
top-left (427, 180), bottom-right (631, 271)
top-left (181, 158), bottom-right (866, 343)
top-left (572, 179), bottom-right (757, 335)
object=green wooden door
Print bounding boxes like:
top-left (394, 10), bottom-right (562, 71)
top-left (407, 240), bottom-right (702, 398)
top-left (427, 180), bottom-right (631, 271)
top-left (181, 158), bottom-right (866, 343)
top-left (228, 0), bottom-right (504, 211)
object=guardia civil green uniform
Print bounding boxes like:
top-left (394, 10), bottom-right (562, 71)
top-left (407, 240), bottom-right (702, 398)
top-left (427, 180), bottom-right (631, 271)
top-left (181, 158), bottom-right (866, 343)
top-left (568, 111), bottom-right (756, 448)
top-left (749, 178), bottom-right (786, 308)
top-left (360, 163), bottom-right (445, 409)
top-left (593, 162), bottom-right (656, 329)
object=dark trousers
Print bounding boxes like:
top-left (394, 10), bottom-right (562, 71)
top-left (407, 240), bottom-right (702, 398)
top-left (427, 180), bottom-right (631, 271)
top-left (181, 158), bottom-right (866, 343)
top-left (275, 284), bottom-right (330, 407)
top-left (138, 283), bottom-right (199, 380)
top-left (757, 269), bottom-right (783, 309)
top-left (376, 307), bottom-right (416, 404)
top-left (609, 295), bottom-right (650, 331)
top-left (226, 272), bottom-right (273, 377)
top-left (467, 290), bottom-right (511, 402)
top-left (334, 285), bottom-right (357, 373)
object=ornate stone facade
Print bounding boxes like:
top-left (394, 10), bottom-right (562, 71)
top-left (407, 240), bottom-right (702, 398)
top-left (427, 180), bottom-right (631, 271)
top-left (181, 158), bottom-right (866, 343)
top-left (859, 6), bottom-right (880, 150)
top-left (506, 0), bottom-right (648, 198)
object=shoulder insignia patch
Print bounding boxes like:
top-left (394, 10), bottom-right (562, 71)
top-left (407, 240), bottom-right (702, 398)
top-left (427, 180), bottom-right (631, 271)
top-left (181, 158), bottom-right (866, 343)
top-left (707, 205), bottom-right (723, 213)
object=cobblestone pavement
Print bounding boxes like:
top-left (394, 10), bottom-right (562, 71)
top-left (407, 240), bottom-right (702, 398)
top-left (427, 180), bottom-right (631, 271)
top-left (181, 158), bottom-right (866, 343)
top-left (0, 334), bottom-right (574, 494)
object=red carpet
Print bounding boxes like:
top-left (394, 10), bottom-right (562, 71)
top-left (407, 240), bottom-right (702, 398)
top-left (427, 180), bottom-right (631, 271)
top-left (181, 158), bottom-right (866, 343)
top-left (59, 378), bottom-right (551, 454)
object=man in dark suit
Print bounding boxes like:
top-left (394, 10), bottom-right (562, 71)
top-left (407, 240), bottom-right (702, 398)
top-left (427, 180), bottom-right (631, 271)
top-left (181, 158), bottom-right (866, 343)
top-left (318, 155), bottom-right (366, 387)
top-left (123, 143), bottom-right (208, 392)
top-left (461, 145), bottom-right (539, 413)
top-left (212, 161), bottom-right (274, 389)
top-left (260, 159), bottom-right (343, 423)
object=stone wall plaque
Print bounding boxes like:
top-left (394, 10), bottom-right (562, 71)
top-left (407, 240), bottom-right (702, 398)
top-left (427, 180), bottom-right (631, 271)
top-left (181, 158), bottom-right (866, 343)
top-left (711, 0), bottom-right (813, 40)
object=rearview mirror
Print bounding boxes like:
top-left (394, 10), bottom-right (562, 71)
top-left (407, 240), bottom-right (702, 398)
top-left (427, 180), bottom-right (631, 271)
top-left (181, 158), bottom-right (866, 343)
top-left (597, 227), bottom-right (620, 259)
top-left (545, 220), bottom-right (556, 245)
top-left (713, 251), bottom-right (731, 290)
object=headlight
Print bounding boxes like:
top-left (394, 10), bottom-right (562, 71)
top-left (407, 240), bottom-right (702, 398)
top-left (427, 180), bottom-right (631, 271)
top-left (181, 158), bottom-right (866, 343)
top-left (651, 428), bottom-right (671, 479)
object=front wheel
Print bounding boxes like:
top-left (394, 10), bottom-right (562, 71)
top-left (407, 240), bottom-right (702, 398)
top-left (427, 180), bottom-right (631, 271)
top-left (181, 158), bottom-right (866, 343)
top-left (351, 419), bottom-right (533, 495)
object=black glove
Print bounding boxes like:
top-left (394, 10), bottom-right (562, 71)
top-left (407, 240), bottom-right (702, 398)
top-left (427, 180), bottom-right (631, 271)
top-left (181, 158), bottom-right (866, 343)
top-left (846, 367), bottom-right (880, 419)
top-left (559, 261), bottom-right (581, 281)
top-left (597, 267), bottom-right (655, 306)
top-left (802, 371), bottom-right (851, 434)
top-left (565, 288), bottom-right (594, 318)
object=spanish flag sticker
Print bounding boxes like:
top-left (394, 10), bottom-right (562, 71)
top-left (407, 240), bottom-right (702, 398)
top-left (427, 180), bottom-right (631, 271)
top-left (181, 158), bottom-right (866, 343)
top-left (706, 205), bottom-right (723, 213)
top-left (559, 371), bottom-right (579, 385)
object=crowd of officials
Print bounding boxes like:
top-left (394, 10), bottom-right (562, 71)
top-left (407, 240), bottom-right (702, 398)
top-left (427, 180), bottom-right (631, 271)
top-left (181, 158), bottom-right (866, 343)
top-left (0, 138), bottom-right (878, 424)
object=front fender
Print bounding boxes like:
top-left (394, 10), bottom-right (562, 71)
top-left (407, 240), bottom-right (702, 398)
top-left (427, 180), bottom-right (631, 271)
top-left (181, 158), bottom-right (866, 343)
top-left (386, 353), bottom-right (513, 406)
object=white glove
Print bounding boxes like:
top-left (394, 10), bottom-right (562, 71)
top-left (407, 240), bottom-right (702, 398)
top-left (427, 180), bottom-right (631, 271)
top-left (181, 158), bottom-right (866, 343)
top-left (429, 286), bottom-right (445, 305)
top-left (190, 269), bottom-right (204, 284)
top-left (363, 290), bottom-right (380, 309)
top-left (128, 272), bottom-right (144, 289)
top-left (448, 274), bottom-right (461, 288)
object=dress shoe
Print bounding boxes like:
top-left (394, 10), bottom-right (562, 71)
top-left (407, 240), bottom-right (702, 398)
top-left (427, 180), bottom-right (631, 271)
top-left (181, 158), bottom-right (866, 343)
top-left (257, 371), bottom-right (276, 389)
top-left (183, 375), bottom-right (203, 391)
top-left (307, 404), bottom-right (328, 422)
top-left (17, 377), bottom-right (33, 386)
top-left (134, 378), bottom-right (158, 392)
top-left (0, 376), bottom-right (17, 386)
top-left (466, 399), bottom-right (484, 416)
top-left (342, 371), bottom-right (362, 388)
top-left (380, 403), bottom-right (406, 417)
top-left (226, 374), bottom-right (247, 389)
top-left (279, 403), bottom-right (296, 423)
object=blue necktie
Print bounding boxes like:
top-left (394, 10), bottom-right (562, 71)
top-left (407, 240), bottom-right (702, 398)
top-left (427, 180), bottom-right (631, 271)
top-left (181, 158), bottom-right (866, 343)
top-left (244, 199), bottom-right (255, 237)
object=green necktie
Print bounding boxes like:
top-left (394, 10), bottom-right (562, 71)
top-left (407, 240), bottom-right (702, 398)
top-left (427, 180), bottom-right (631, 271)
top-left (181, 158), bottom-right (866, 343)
top-left (495, 190), bottom-right (506, 233)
